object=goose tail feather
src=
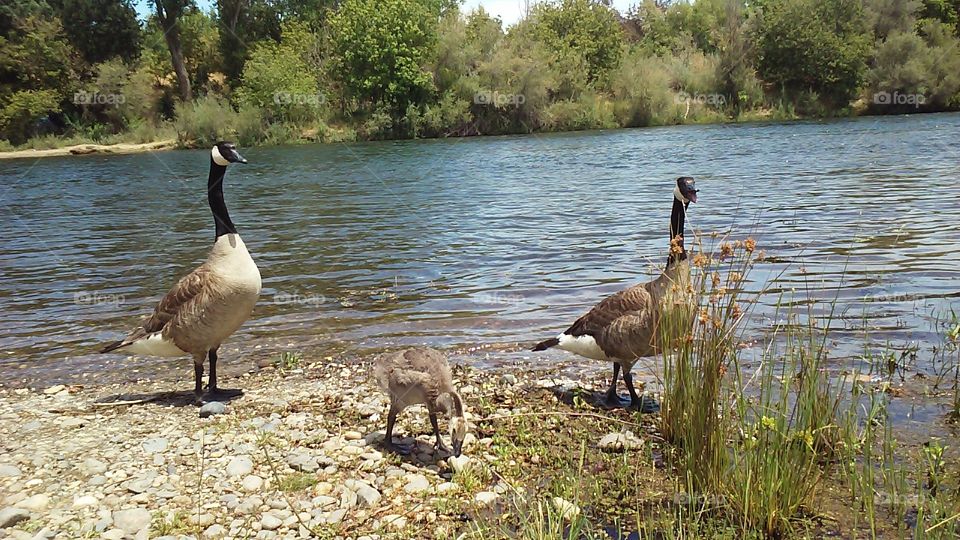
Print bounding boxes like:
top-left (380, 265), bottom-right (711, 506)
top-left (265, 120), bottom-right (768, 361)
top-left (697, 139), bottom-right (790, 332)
top-left (99, 340), bottom-right (128, 354)
top-left (532, 337), bottom-right (560, 352)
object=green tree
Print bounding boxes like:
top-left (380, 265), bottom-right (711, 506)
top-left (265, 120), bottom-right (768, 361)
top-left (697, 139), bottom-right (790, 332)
top-left (216, 0), bottom-right (282, 83)
top-left (237, 21), bottom-right (322, 122)
top-left (328, 0), bottom-right (439, 112)
top-left (754, 0), bottom-right (870, 107)
top-left (51, 0), bottom-right (141, 64)
top-left (529, 0), bottom-right (624, 87)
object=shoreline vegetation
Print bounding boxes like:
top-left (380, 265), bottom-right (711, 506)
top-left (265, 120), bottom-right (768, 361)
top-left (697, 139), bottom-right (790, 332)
top-left (3, 0), bottom-right (960, 157)
top-left (1, 239), bottom-right (958, 539)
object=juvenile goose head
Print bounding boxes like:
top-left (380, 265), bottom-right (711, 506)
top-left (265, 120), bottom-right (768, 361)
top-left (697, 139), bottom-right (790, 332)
top-left (438, 391), bottom-right (468, 456)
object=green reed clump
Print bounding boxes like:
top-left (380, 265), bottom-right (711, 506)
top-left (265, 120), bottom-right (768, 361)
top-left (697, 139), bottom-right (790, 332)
top-left (657, 237), bottom-right (848, 536)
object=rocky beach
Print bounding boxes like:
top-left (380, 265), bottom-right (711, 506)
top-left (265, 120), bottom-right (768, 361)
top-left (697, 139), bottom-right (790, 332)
top-left (0, 356), bottom-right (659, 540)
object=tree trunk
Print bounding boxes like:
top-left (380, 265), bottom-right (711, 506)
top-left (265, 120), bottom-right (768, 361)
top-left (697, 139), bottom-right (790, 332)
top-left (155, 2), bottom-right (192, 102)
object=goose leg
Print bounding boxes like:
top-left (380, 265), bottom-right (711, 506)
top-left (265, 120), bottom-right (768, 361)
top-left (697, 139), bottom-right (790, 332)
top-left (203, 347), bottom-right (243, 401)
top-left (384, 404), bottom-right (412, 455)
top-left (193, 354), bottom-right (205, 405)
top-left (623, 369), bottom-right (641, 409)
top-left (605, 363), bottom-right (626, 407)
top-left (428, 407), bottom-right (450, 454)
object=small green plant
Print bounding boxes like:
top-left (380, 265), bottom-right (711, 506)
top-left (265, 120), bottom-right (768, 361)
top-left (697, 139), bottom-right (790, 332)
top-left (279, 351), bottom-right (303, 371)
top-left (151, 510), bottom-right (190, 536)
top-left (278, 471), bottom-right (319, 492)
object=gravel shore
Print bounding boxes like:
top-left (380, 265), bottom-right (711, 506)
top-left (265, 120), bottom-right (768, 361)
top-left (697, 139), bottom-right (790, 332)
top-left (0, 356), bottom-right (652, 539)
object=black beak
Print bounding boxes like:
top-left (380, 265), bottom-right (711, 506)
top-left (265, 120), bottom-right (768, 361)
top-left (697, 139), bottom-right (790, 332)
top-left (688, 190), bottom-right (698, 203)
top-left (452, 440), bottom-right (463, 457)
top-left (230, 149), bottom-right (248, 164)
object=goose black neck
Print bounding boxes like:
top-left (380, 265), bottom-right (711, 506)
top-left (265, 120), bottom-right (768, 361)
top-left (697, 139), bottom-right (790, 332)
top-left (208, 159), bottom-right (237, 238)
top-left (666, 197), bottom-right (688, 268)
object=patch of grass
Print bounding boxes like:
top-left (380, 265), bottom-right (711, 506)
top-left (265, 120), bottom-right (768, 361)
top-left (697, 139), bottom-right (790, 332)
top-left (278, 471), bottom-right (318, 492)
top-left (279, 351), bottom-right (303, 372)
top-left (151, 510), bottom-right (190, 536)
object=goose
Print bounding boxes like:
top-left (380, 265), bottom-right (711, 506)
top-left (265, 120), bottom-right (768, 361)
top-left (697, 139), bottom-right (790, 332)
top-left (100, 141), bottom-right (261, 404)
top-left (532, 177), bottom-right (699, 409)
top-left (373, 347), bottom-right (468, 456)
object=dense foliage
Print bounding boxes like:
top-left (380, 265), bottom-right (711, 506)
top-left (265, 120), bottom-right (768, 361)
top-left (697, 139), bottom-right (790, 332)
top-left (1, 0), bottom-right (959, 148)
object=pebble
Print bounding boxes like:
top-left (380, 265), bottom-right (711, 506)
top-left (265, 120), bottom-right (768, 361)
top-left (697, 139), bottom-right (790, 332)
top-left (43, 385), bottom-right (65, 395)
top-left (203, 524), bottom-right (226, 537)
top-left (199, 401), bottom-right (227, 418)
top-left (0, 507), bottom-right (30, 529)
top-left (501, 374), bottom-right (518, 385)
top-left (73, 495), bottom-right (98, 508)
top-left (598, 431), bottom-right (644, 452)
top-left (242, 475), bottom-right (264, 492)
top-left (475, 491), bottom-right (499, 505)
top-left (403, 474), bottom-right (431, 494)
top-left (81, 458), bottom-right (108, 476)
top-left (226, 456), bottom-right (254, 477)
top-left (142, 437), bottom-right (168, 454)
top-left (382, 514), bottom-right (407, 530)
top-left (286, 452), bottom-right (319, 473)
top-left (552, 497), bottom-right (581, 520)
top-left (16, 494), bottom-right (49, 512)
top-left (260, 513), bottom-right (282, 530)
top-left (0, 465), bottom-right (21, 478)
top-left (112, 508), bottom-right (151, 533)
top-left (448, 455), bottom-right (471, 473)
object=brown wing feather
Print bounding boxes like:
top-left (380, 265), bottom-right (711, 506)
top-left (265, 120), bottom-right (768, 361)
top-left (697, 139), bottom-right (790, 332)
top-left (564, 283), bottom-right (658, 359)
top-left (100, 266), bottom-right (212, 353)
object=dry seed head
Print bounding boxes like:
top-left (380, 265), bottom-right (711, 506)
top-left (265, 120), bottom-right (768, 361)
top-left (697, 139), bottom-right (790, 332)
top-left (745, 237), bottom-right (756, 253)
top-left (692, 254), bottom-right (708, 268)
top-left (711, 272), bottom-right (721, 288)
top-left (670, 235), bottom-right (684, 255)
top-left (719, 242), bottom-right (734, 260)
top-left (730, 272), bottom-right (743, 283)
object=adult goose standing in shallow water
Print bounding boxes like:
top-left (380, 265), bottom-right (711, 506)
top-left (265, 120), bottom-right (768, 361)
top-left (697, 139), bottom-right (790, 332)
top-left (532, 177), bottom-right (699, 409)
top-left (100, 141), bottom-right (261, 404)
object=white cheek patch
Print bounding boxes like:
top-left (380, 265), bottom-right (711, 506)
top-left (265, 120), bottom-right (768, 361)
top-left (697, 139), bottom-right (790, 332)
top-left (673, 186), bottom-right (688, 204)
top-left (211, 146), bottom-right (230, 166)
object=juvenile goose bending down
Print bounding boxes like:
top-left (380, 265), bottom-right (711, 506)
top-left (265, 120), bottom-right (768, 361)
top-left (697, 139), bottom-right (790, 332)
top-left (532, 177), bottom-right (699, 409)
top-left (100, 142), bottom-right (261, 404)
top-left (374, 347), bottom-right (468, 457)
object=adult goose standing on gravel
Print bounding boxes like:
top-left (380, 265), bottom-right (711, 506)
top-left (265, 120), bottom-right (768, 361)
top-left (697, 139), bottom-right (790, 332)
top-left (532, 177), bottom-right (699, 409)
top-left (100, 141), bottom-right (261, 404)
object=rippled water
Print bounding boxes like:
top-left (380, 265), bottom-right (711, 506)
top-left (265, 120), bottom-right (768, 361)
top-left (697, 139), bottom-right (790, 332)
top-left (1, 114), bottom-right (959, 396)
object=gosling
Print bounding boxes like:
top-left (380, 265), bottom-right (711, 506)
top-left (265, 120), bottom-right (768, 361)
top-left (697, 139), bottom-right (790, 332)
top-left (373, 347), bottom-right (467, 456)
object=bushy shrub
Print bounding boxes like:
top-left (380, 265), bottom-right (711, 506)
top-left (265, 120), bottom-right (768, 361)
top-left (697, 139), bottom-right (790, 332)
top-left (0, 90), bottom-right (61, 145)
top-left (611, 52), bottom-right (677, 127)
top-left (542, 93), bottom-right (617, 132)
top-left (174, 95), bottom-right (238, 146)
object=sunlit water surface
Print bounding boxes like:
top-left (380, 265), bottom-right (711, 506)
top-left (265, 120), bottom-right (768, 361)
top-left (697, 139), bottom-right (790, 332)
top-left (1, 114), bottom-right (958, 430)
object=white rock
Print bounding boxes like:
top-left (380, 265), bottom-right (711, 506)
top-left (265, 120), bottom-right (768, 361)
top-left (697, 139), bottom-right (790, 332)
top-left (112, 508), bottom-right (151, 534)
top-left (260, 513), bottom-right (282, 530)
top-left (101, 529), bottom-right (125, 540)
top-left (142, 438), bottom-right (168, 454)
top-left (475, 492), bottom-right (499, 505)
top-left (226, 456), bottom-right (254, 477)
top-left (552, 497), bottom-right (581, 521)
top-left (242, 475), bottom-right (264, 492)
top-left (0, 507), bottom-right (31, 528)
top-left (72, 495), bottom-right (98, 508)
top-left (43, 385), bottom-right (65, 395)
top-left (435, 482), bottom-right (459, 494)
top-left (448, 455), bottom-right (471, 473)
top-left (381, 514), bottom-right (407, 530)
top-left (403, 474), bottom-right (431, 494)
top-left (16, 494), bottom-right (49, 512)
top-left (0, 465), bottom-right (22, 478)
top-left (598, 431), bottom-right (644, 452)
top-left (81, 458), bottom-right (107, 476)
top-left (203, 524), bottom-right (226, 537)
